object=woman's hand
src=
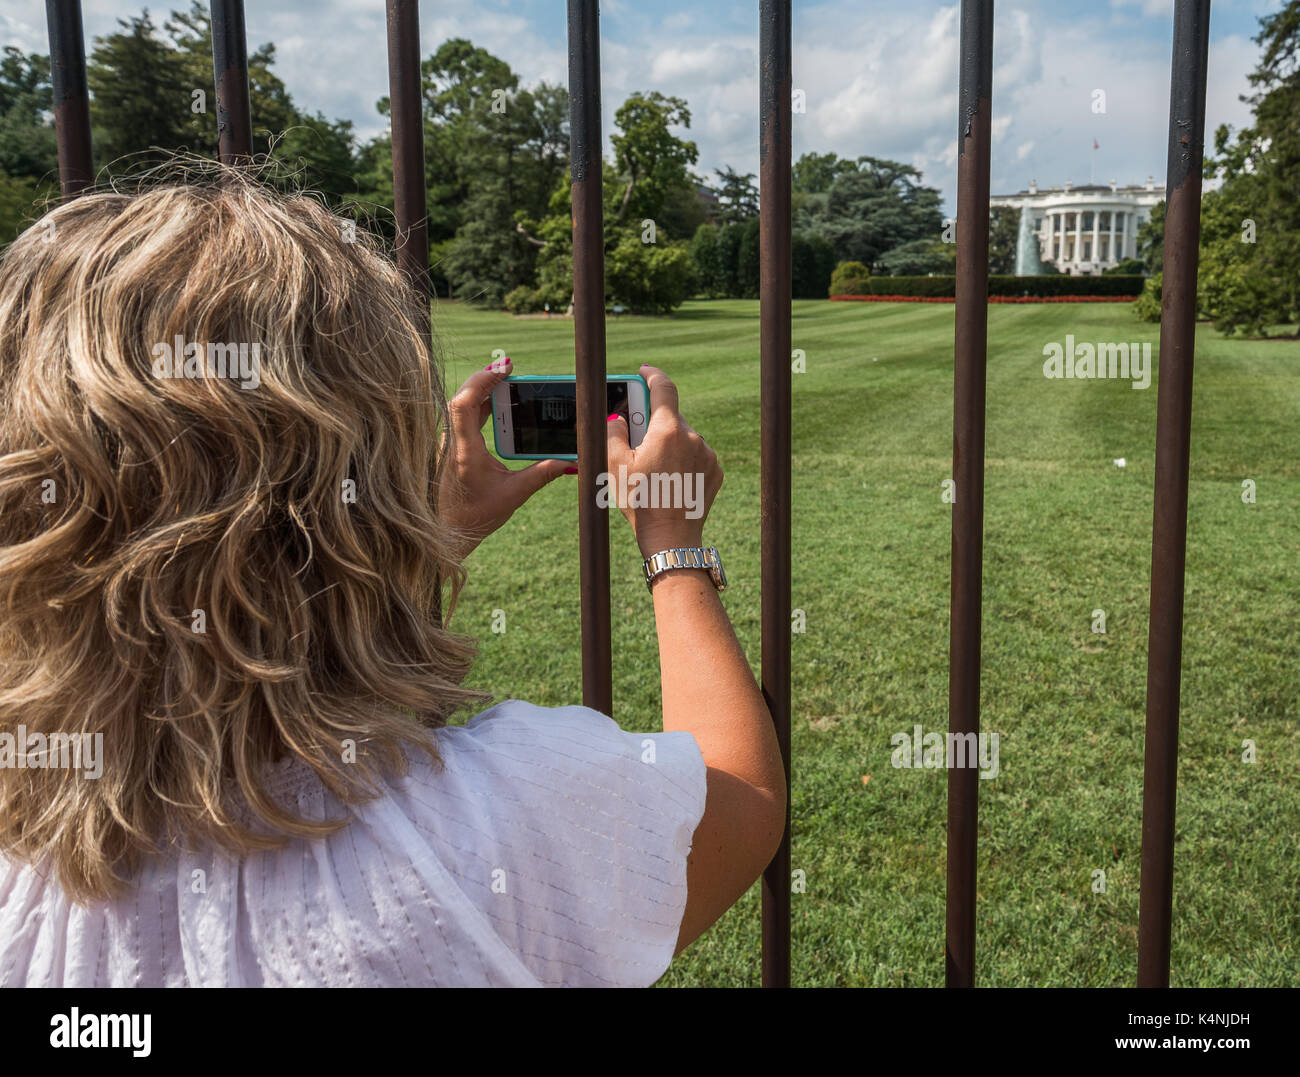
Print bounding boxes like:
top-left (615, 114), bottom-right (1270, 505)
top-left (438, 356), bottom-right (574, 560)
top-left (606, 364), bottom-right (723, 558)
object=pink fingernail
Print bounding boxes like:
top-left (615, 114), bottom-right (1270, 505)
top-left (607, 413), bottom-right (619, 422)
top-left (563, 466), bottom-right (579, 474)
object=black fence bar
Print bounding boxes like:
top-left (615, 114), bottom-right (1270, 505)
top-left (385, 0), bottom-right (432, 317)
top-left (567, 0), bottom-right (614, 717)
top-left (209, 1), bottom-right (253, 163)
top-left (1137, 0), bottom-right (1212, 990)
top-left (44, 0), bottom-right (93, 197)
top-left (383, 0), bottom-right (439, 623)
top-left (946, 0), bottom-right (993, 989)
top-left (758, 0), bottom-right (793, 990)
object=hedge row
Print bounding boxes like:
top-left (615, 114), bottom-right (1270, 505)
top-left (834, 274), bottom-right (1146, 299)
top-left (830, 294), bottom-right (1138, 304)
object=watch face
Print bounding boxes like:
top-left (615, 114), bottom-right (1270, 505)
top-left (710, 551), bottom-right (727, 591)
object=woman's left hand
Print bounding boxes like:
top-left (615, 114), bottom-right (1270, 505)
top-left (438, 356), bottom-right (574, 559)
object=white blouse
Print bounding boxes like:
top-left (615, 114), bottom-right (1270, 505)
top-left (0, 700), bottom-right (707, 987)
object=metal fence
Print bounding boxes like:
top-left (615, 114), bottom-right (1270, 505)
top-left (43, 0), bottom-right (1213, 989)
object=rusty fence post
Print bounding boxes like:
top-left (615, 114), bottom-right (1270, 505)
top-left (385, 0), bottom-right (432, 321)
top-left (947, 0), bottom-right (993, 990)
top-left (209, 0), bottom-right (253, 164)
top-left (1137, 0), bottom-right (1212, 990)
top-left (758, 0), bottom-right (793, 990)
top-left (384, 0), bottom-right (439, 620)
top-left (45, 0), bottom-right (94, 198)
top-left (568, 0), bottom-right (614, 717)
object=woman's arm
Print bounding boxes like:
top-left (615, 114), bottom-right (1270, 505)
top-left (440, 357), bottom-right (787, 957)
top-left (607, 365), bottom-right (787, 957)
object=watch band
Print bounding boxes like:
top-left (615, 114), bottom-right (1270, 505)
top-left (642, 546), bottom-right (726, 593)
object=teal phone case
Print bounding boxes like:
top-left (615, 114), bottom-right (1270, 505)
top-left (493, 374), bottom-right (650, 461)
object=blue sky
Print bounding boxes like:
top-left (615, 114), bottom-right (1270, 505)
top-left (0, 1), bottom-right (1278, 214)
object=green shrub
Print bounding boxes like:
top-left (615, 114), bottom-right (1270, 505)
top-left (504, 285), bottom-right (541, 314)
top-left (689, 224), bottom-right (722, 298)
top-left (989, 274), bottom-right (1145, 297)
top-left (606, 237), bottom-right (696, 314)
top-left (829, 274), bottom-right (1147, 298)
top-left (829, 260), bottom-right (871, 297)
top-left (1103, 257), bottom-right (1146, 276)
top-left (736, 218), bottom-right (761, 299)
top-left (1133, 272), bottom-right (1162, 323)
top-left (793, 233), bottom-right (836, 299)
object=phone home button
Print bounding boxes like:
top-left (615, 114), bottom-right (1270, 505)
top-left (631, 411), bottom-right (644, 425)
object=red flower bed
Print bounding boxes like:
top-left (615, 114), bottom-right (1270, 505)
top-left (829, 294), bottom-right (1134, 304)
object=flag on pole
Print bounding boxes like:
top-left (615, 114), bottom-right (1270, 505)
top-left (1093, 139), bottom-right (1100, 150)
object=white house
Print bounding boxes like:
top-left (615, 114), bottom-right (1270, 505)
top-left (990, 178), bottom-right (1165, 275)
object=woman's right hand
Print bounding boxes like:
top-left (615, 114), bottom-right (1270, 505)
top-left (605, 364), bottom-right (723, 558)
top-left (612, 365), bottom-right (784, 960)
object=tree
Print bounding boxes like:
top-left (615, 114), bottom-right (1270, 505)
top-left (715, 220), bottom-right (746, 298)
top-left (791, 232), bottom-right (836, 298)
top-left (878, 237), bottom-right (954, 276)
top-left (406, 40), bottom-right (571, 306)
top-left (690, 223), bottom-right (722, 298)
top-left (736, 217), bottom-right (761, 298)
top-left (512, 90), bottom-right (699, 313)
top-left (418, 37), bottom-right (521, 242)
top-left (1197, 184), bottom-right (1279, 335)
top-left (793, 151), bottom-right (858, 194)
top-left (1136, 200), bottom-right (1164, 276)
top-left (82, 2), bottom-right (356, 195)
top-left (714, 165), bottom-right (758, 224)
top-left (0, 48), bottom-right (57, 182)
top-left (610, 91), bottom-right (698, 227)
top-left (988, 206), bottom-right (1018, 275)
top-left (0, 170), bottom-right (52, 247)
top-left (443, 81), bottom-right (570, 306)
top-left (1197, 1), bottom-right (1299, 334)
top-left (268, 112), bottom-right (359, 204)
top-left (0, 47), bottom-right (57, 246)
top-left (87, 12), bottom-right (195, 167)
top-left (795, 155), bottom-right (944, 270)
top-left (606, 234), bottom-right (695, 314)
top-left (656, 178), bottom-right (710, 241)
top-left (166, 3), bottom-right (299, 164)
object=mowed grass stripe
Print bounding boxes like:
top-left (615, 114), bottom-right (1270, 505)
top-left (434, 298), bottom-right (1299, 987)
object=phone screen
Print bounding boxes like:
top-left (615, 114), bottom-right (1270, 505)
top-left (508, 381), bottom-right (632, 456)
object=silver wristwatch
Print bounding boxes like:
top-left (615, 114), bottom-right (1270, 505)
top-left (642, 546), bottom-right (726, 593)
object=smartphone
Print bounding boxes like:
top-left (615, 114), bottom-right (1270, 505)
top-left (491, 374), bottom-right (650, 460)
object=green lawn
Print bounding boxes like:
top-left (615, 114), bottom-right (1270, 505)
top-left (432, 296), bottom-right (1300, 987)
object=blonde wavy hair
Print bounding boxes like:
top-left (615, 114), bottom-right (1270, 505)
top-left (0, 164), bottom-right (488, 902)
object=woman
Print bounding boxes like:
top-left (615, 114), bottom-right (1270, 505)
top-left (0, 169), bottom-right (785, 987)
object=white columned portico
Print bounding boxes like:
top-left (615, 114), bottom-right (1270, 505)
top-left (992, 180), bottom-right (1166, 274)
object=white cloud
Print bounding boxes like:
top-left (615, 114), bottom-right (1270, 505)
top-left (1109, 0), bottom-right (1174, 17)
top-left (1, 0), bottom-right (1264, 217)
